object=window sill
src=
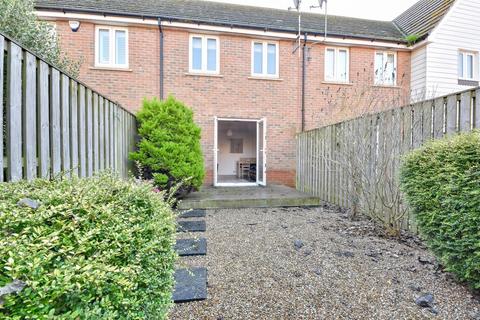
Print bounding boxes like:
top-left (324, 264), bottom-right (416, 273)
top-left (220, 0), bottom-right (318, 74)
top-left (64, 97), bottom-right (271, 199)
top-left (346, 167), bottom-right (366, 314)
top-left (248, 76), bottom-right (283, 81)
top-left (185, 72), bottom-right (224, 78)
top-left (373, 84), bottom-right (401, 89)
top-left (458, 79), bottom-right (479, 86)
top-left (322, 81), bottom-right (353, 86)
top-left (90, 66), bottom-right (132, 72)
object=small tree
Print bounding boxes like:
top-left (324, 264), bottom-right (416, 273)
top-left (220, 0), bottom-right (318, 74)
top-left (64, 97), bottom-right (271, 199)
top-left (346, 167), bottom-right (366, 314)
top-left (131, 96), bottom-right (205, 198)
top-left (0, 0), bottom-right (80, 76)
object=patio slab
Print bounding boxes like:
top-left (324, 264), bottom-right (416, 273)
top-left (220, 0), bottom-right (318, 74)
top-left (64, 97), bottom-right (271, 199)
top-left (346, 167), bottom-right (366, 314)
top-left (178, 185), bottom-right (320, 210)
top-left (172, 267), bottom-right (207, 303)
top-left (175, 238), bottom-right (207, 256)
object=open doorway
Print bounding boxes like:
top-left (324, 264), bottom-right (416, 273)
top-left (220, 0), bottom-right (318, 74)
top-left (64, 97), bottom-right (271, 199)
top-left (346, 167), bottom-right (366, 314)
top-left (214, 118), bottom-right (266, 187)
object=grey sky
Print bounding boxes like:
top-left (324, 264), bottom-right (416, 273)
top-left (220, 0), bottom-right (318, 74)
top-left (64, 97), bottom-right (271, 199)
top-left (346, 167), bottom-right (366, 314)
top-left (205, 0), bottom-right (419, 21)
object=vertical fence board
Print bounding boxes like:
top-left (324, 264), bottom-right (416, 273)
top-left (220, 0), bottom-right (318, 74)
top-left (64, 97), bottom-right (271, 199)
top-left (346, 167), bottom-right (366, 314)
top-left (78, 85), bottom-right (86, 177)
top-left (422, 101), bottom-right (433, 142)
top-left (70, 81), bottom-right (79, 176)
top-left (6, 42), bottom-right (23, 181)
top-left (446, 94), bottom-right (458, 134)
top-left (99, 97), bottom-right (105, 171)
top-left (93, 93), bottom-right (99, 173)
top-left (38, 62), bottom-right (50, 179)
top-left (61, 74), bottom-right (71, 176)
top-left (50, 69), bottom-right (61, 177)
top-left (104, 101), bottom-right (110, 169)
top-left (433, 98), bottom-right (445, 139)
top-left (459, 91), bottom-right (472, 132)
top-left (0, 36), bottom-right (4, 181)
top-left (23, 52), bottom-right (37, 180)
top-left (86, 89), bottom-right (93, 176)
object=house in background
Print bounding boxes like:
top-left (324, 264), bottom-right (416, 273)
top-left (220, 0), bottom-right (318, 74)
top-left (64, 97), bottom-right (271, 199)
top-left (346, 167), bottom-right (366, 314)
top-left (33, 0), bottom-right (464, 188)
top-left (395, 0), bottom-right (480, 100)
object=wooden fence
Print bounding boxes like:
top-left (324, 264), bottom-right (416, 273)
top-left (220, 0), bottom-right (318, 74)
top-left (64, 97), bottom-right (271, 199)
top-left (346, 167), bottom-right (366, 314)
top-left (0, 32), bottom-right (137, 182)
top-left (297, 87), bottom-right (480, 230)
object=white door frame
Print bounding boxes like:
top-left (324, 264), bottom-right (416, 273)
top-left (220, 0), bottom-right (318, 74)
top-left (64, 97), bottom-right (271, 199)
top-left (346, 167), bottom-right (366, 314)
top-left (213, 117), bottom-right (267, 187)
top-left (257, 118), bottom-right (267, 186)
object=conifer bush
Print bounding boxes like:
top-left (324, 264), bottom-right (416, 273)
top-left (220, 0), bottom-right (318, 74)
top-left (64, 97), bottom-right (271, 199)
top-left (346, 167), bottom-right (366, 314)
top-left (131, 96), bottom-right (205, 197)
top-left (0, 174), bottom-right (177, 319)
top-left (400, 131), bottom-right (480, 289)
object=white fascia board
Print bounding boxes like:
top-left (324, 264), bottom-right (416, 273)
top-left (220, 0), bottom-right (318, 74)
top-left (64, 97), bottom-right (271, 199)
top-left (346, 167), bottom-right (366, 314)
top-left (36, 10), bottom-right (410, 50)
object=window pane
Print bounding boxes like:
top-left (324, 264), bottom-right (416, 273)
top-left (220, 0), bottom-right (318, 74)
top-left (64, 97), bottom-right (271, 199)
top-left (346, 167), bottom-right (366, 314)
top-left (325, 49), bottom-right (335, 80)
top-left (253, 43), bottom-right (263, 74)
top-left (207, 38), bottom-right (217, 71)
top-left (192, 37), bottom-right (202, 70)
top-left (375, 53), bottom-right (384, 83)
top-left (267, 44), bottom-right (277, 75)
top-left (467, 54), bottom-right (474, 79)
top-left (458, 53), bottom-right (464, 78)
top-left (385, 54), bottom-right (395, 84)
top-left (338, 50), bottom-right (347, 82)
top-left (99, 29), bottom-right (110, 64)
top-left (115, 30), bottom-right (126, 65)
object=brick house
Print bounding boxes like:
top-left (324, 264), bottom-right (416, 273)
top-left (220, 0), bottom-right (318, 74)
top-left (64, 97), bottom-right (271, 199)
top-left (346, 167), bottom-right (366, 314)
top-left (35, 0), bottom-right (418, 187)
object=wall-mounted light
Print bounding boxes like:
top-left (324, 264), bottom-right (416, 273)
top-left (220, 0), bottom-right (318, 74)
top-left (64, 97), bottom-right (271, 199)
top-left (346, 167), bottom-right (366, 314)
top-left (69, 21), bottom-right (81, 32)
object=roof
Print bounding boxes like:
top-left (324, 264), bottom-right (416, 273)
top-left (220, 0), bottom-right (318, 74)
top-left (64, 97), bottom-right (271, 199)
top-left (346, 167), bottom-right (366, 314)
top-left (393, 0), bottom-right (456, 39)
top-left (34, 0), bottom-right (406, 43)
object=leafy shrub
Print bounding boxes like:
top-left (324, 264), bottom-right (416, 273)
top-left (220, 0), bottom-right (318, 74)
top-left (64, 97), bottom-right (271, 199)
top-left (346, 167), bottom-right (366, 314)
top-left (400, 131), bottom-right (480, 289)
top-left (0, 174), bottom-right (177, 319)
top-left (131, 96), bottom-right (205, 198)
top-left (0, 0), bottom-right (80, 77)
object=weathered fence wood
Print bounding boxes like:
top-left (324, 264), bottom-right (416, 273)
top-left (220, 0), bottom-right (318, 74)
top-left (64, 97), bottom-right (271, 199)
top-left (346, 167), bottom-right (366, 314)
top-left (7, 42), bottom-right (23, 182)
top-left (23, 52), bottom-right (37, 180)
top-left (297, 87), bottom-right (480, 231)
top-left (0, 32), bottom-right (137, 182)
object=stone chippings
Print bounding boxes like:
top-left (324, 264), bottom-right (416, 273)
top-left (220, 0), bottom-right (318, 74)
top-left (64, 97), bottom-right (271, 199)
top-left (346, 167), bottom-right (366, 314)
top-left (170, 207), bottom-right (480, 320)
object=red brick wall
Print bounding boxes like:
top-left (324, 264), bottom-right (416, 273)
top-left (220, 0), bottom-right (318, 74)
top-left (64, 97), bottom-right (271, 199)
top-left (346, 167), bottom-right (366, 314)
top-left (53, 20), bottom-right (411, 187)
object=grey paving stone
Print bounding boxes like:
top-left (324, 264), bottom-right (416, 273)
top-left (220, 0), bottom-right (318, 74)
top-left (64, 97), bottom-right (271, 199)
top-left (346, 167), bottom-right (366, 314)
top-left (175, 238), bottom-right (207, 256)
top-left (177, 220), bottom-right (206, 232)
top-left (173, 267), bottom-right (207, 303)
top-left (178, 209), bottom-right (206, 218)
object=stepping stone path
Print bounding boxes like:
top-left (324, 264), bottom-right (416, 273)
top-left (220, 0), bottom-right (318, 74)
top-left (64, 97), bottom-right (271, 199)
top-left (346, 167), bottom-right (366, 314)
top-left (173, 209), bottom-right (208, 303)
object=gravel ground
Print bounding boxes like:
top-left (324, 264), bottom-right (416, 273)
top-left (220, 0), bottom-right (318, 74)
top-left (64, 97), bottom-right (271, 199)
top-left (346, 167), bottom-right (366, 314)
top-left (171, 207), bottom-right (480, 320)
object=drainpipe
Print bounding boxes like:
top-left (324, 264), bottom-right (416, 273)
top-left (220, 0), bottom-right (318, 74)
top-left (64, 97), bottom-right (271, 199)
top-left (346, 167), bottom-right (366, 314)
top-left (158, 17), bottom-right (164, 100)
top-left (301, 33), bottom-right (308, 132)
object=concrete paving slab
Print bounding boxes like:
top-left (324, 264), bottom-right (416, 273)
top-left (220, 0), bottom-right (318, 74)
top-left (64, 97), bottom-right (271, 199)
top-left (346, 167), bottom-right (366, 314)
top-left (177, 220), bottom-right (206, 232)
top-left (178, 209), bottom-right (206, 218)
top-left (173, 267), bottom-right (207, 303)
top-left (175, 238), bottom-right (207, 256)
top-left (179, 185), bottom-right (320, 210)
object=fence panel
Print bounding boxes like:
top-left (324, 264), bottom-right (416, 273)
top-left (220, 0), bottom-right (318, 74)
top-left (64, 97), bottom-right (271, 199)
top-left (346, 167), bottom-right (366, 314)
top-left (297, 87), bottom-right (480, 231)
top-left (1, 32), bottom-right (137, 182)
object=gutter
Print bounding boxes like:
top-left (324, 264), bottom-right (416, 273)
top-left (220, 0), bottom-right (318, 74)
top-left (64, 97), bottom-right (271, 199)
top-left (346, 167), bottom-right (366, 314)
top-left (158, 17), bottom-right (164, 100)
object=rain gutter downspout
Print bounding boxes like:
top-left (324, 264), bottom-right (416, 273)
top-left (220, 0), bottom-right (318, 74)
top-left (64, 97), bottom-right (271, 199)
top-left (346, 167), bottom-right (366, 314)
top-left (158, 17), bottom-right (164, 100)
top-left (301, 32), bottom-right (308, 132)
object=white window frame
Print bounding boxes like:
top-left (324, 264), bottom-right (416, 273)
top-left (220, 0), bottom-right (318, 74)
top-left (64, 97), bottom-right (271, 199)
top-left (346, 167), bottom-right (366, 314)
top-left (324, 47), bottom-right (350, 83)
top-left (458, 50), bottom-right (478, 81)
top-left (251, 41), bottom-right (279, 78)
top-left (374, 51), bottom-right (397, 86)
top-left (94, 26), bottom-right (129, 68)
top-left (189, 34), bottom-right (220, 74)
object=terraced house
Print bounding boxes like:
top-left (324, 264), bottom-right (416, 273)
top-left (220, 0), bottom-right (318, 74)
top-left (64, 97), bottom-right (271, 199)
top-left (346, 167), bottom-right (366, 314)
top-left (34, 0), bottom-right (461, 187)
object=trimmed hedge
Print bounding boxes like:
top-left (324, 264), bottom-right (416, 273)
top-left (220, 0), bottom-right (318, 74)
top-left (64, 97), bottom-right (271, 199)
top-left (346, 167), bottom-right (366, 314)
top-left (0, 175), bottom-right (177, 319)
top-left (131, 96), bottom-right (205, 198)
top-left (400, 131), bottom-right (480, 289)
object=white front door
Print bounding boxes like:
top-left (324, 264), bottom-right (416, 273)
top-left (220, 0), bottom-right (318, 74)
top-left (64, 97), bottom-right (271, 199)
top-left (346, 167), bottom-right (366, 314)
top-left (213, 117), bottom-right (218, 186)
top-left (256, 118), bottom-right (267, 186)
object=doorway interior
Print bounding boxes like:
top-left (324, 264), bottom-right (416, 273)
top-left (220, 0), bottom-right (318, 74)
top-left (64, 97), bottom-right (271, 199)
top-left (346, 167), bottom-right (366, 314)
top-left (214, 118), bottom-right (266, 187)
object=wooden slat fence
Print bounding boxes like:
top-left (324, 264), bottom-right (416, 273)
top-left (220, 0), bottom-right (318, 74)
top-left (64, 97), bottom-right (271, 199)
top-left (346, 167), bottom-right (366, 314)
top-left (297, 87), bottom-right (479, 231)
top-left (0, 32), bottom-right (137, 182)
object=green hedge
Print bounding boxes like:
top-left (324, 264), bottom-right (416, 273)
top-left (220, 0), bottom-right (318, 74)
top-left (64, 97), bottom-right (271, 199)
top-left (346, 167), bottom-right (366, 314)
top-left (131, 96), bottom-right (205, 198)
top-left (400, 131), bottom-right (480, 289)
top-left (0, 175), bottom-right (177, 319)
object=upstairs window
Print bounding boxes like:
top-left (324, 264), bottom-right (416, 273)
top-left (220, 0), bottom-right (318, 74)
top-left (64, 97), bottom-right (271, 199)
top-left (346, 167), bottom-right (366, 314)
top-left (325, 47), bottom-right (349, 82)
top-left (189, 35), bottom-right (219, 74)
top-left (458, 51), bottom-right (477, 80)
top-left (95, 26), bottom-right (128, 68)
top-left (252, 41), bottom-right (279, 77)
top-left (374, 51), bottom-right (397, 86)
